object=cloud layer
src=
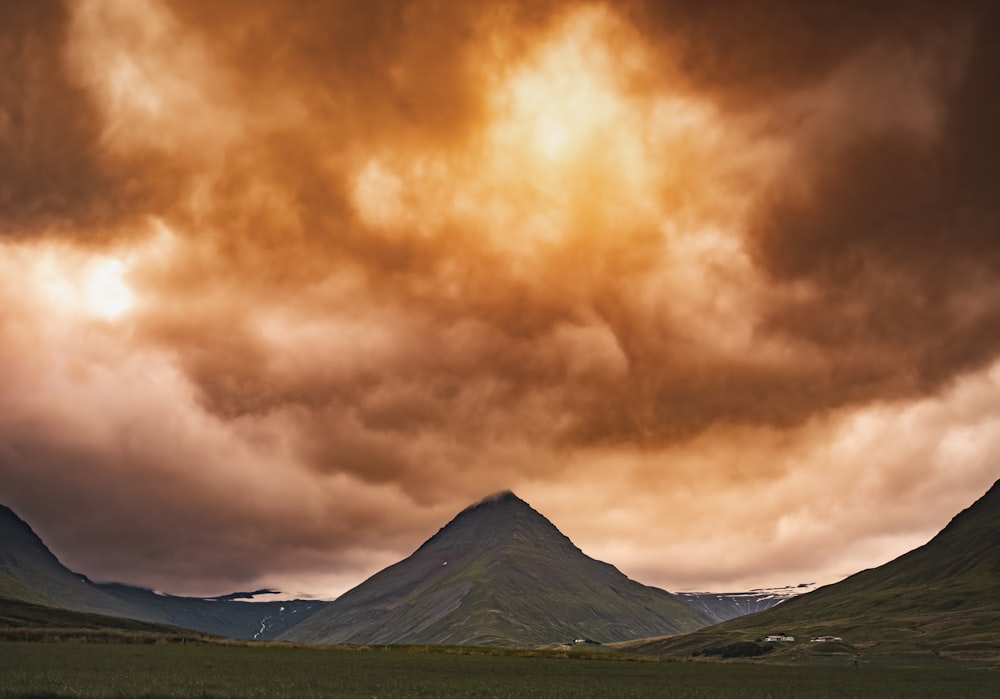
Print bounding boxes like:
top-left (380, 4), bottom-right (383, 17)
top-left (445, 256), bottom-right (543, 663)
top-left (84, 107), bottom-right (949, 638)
top-left (1, 0), bottom-right (998, 597)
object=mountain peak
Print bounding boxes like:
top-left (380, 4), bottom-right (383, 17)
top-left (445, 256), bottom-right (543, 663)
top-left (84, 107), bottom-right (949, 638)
top-left (281, 492), bottom-right (711, 646)
top-left (461, 489), bottom-right (523, 512)
top-left (416, 489), bottom-right (568, 559)
top-left (478, 489), bottom-right (519, 503)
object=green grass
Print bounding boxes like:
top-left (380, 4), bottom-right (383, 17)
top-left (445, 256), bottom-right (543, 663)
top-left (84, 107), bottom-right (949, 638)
top-left (618, 481), bottom-right (1000, 665)
top-left (618, 587), bottom-right (1000, 665)
top-left (1, 642), bottom-right (998, 699)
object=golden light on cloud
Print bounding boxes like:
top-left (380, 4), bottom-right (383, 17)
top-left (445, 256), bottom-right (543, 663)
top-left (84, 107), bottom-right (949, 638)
top-left (352, 160), bottom-right (408, 231)
top-left (66, 0), bottom-right (238, 157)
top-left (494, 8), bottom-right (628, 165)
top-left (344, 3), bottom-right (739, 273)
top-left (18, 247), bottom-right (134, 322)
top-left (81, 257), bottom-right (134, 320)
top-left (2, 0), bottom-right (999, 600)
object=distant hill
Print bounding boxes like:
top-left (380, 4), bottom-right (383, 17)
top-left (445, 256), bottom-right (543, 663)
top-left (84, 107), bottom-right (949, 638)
top-left (279, 491), bottom-right (712, 646)
top-left (620, 478), bottom-right (1000, 664)
top-left (0, 597), bottom-right (225, 644)
top-left (675, 585), bottom-right (814, 624)
top-left (0, 505), bottom-right (324, 640)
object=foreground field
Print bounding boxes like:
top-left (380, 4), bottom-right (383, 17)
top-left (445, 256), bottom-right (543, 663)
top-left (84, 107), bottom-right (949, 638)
top-left (1, 642), bottom-right (998, 699)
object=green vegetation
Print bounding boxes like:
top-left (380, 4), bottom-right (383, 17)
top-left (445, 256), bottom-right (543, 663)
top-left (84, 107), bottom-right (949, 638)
top-left (0, 572), bottom-right (62, 608)
top-left (691, 641), bottom-right (772, 659)
top-left (0, 506), bottom-right (324, 640)
top-left (3, 483), bottom-right (999, 696)
top-left (620, 480), bottom-right (1000, 665)
top-left (282, 492), bottom-right (710, 646)
top-left (0, 598), bottom-right (222, 645)
top-left (1, 641), bottom-right (998, 699)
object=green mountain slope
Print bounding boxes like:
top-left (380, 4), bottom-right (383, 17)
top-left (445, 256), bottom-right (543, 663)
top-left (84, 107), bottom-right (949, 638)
top-left (0, 505), bottom-right (325, 640)
top-left (280, 491), bottom-right (711, 646)
top-left (0, 597), bottom-right (224, 643)
top-left (622, 478), bottom-right (1000, 664)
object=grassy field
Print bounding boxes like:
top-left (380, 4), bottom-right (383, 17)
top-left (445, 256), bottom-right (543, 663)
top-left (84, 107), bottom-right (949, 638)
top-left (1, 641), bottom-right (998, 698)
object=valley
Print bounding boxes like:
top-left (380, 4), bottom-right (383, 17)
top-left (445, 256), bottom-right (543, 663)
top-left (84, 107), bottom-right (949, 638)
top-left (2, 480), bottom-right (999, 675)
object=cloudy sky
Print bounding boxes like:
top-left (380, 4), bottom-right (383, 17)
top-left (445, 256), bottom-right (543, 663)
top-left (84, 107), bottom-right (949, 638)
top-left (2, 0), bottom-right (999, 599)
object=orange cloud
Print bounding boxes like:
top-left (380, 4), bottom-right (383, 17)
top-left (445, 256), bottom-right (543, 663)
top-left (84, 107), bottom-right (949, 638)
top-left (1, 0), bottom-right (998, 598)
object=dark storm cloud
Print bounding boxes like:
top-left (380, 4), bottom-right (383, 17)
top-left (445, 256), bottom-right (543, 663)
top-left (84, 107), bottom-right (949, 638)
top-left (124, 0), bottom-right (1000, 451)
top-left (167, 0), bottom-right (518, 147)
top-left (528, 0), bottom-right (1000, 445)
top-left (746, 3), bottom-right (1000, 415)
top-left (0, 431), bottom-right (431, 593)
top-left (2, 0), bottom-right (1000, 596)
top-left (630, 0), bottom-right (981, 102)
top-left (0, 0), bottom-right (157, 236)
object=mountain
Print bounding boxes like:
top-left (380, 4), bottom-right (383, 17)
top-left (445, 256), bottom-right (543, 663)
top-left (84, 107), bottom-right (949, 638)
top-left (0, 597), bottom-right (224, 644)
top-left (675, 584), bottom-right (815, 624)
top-left (621, 478), bottom-right (1000, 664)
top-left (0, 505), bottom-right (324, 640)
top-left (279, 491), bottom-right (712, 646)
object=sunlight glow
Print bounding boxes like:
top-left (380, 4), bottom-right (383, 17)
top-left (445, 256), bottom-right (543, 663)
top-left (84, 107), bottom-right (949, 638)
top-left (340, 4), bottom-right (731, 267)
top-left (82, 257), bottom-right (134, 320)
top-left (491, 8), bottom-right (626, 167)
top-left (26, 250), bottom-right (135, 322)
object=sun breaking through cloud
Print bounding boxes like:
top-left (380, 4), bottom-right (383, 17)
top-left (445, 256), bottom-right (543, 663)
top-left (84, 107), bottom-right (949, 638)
top-left (1, 0), bottom-right (999, 598)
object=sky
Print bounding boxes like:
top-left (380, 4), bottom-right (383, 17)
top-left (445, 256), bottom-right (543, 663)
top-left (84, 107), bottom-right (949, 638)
top-left (1, 0), bottom-right (999, 600)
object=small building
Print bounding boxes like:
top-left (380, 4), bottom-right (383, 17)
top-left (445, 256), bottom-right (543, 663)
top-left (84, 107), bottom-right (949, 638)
top-left (764, 634), bottom-right (794, 642)
top-left (810, 636), bottom-right (843, 643)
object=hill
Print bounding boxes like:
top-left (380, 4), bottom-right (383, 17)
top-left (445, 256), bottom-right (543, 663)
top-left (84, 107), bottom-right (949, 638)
top-left (279, 491), bottom-right (711, 646)
top-left (620, 478), bottom-right (1000, 664)
top-left (0, 597), bottom-right (226, 644)
top-left (675, 585), bottom-right (814, 624)
top-left (0, 505), bottom-right (324, 640)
